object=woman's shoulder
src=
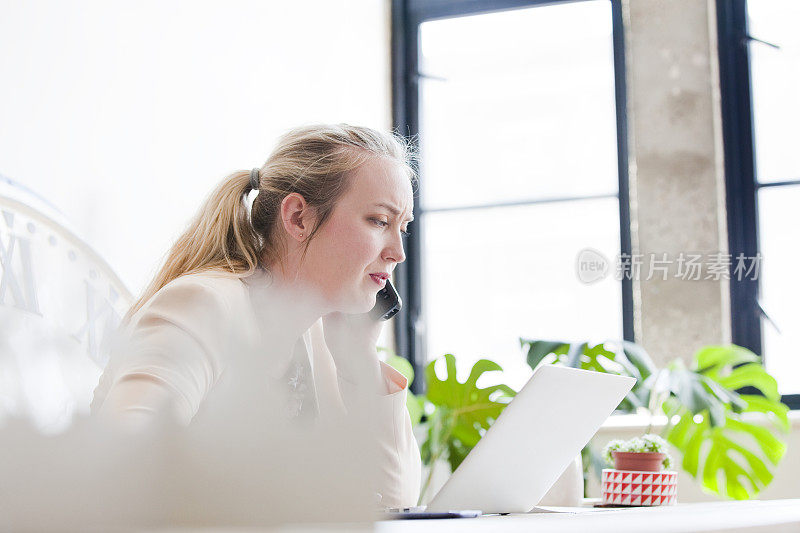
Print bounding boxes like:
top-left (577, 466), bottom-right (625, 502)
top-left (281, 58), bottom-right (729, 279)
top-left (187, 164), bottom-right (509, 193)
top-left (130, 269), bottom-right (251, 326)
top-left (171, 269), bottom-right (248, 293)
top-left (96, 270), bottom-right (253, 418)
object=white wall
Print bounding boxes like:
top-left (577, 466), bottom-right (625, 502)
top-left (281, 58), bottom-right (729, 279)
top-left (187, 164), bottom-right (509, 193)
top-left (0, 0), bottom-right (392, 296)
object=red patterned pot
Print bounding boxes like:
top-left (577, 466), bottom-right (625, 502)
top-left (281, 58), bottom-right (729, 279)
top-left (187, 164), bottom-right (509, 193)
top-left (612, 451), bottom-right (666, 472)
top-left (601, 469), bottom-right (678, 506)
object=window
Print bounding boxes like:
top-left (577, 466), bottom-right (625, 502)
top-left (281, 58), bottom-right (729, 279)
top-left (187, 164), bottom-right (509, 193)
top-left (718, 0), bottom-right (800, 406)
top-left (392, 0), bottom-right (631, 392)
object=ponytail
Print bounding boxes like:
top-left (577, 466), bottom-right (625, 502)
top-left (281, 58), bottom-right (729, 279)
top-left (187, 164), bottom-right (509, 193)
top-left (123, 170), bottom-right (259, 323)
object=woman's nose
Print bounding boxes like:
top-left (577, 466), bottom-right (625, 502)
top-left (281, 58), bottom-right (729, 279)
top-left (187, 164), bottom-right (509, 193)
top-left (383, 232), bottom-right (406, 264)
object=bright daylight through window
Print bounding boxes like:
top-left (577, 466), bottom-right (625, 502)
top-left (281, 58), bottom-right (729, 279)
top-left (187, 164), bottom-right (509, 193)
top-left (417, 1), bottom-right (623, 390)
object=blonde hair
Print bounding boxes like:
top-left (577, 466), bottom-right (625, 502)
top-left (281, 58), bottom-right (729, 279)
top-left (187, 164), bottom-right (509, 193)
top-left (123, 123), bottom-right (418, 325)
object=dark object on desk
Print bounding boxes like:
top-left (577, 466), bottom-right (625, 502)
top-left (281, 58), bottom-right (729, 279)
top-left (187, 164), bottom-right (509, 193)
top-left (384, 510), bottom-right (482, 520)
top-left (593, 503), bottom-right (641, 508)
top-left (370, 278), bottom-right (402, 321)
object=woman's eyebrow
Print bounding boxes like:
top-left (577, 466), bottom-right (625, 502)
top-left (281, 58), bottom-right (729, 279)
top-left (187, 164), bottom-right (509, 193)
top-left (373, 202), bottom-right (414, 222)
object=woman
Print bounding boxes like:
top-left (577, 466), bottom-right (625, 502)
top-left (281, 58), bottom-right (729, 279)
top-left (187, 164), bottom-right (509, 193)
top-left (90, 123), bottom-right (421, 508)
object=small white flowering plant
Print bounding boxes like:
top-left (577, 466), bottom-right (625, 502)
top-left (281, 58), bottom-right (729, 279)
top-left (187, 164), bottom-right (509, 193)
top-left (602, 434), bottom-right (673, 470)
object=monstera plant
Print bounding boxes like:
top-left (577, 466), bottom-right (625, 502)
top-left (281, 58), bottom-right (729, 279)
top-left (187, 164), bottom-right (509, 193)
top-left (384, 351), bottom-right (515, 503)
top-left (519, 339), bottom-right (790, 500)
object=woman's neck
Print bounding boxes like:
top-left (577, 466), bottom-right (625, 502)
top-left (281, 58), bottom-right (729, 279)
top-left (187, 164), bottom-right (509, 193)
top-left (245, 265), bottom-right (325, 351)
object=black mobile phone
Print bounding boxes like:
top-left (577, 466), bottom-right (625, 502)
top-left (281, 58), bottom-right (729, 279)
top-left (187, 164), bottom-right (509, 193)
top-left (383, 510), bottom-right (482, 520)
top-left (370, 278), bottom-right (402, 321)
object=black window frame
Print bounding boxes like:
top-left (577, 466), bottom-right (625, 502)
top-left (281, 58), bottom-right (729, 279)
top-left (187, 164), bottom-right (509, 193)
top-left (391, 0), bottom-right (633, 394)
top-left (717, 0), bottom-right (800, 409)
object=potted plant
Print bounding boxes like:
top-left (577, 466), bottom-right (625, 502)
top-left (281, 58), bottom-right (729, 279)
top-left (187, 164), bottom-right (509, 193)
top-left (600, 434), bottom-right (677, 506)
top-left (603, 434), bottom-right (673, 472)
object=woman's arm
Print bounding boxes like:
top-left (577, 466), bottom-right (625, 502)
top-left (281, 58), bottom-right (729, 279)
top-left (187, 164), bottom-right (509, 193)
top-left (96, 373), bottom-right (187, 429)
top-left (338, 356), bottom-right (422, 508)
top-left (313, 317), bottom-right (422, 508)
top-left (92, 276), bottom-right (231, 428)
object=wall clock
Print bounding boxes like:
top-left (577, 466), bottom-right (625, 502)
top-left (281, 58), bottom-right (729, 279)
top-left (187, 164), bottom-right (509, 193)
top-left (0, 175), bottom-right (132, 433)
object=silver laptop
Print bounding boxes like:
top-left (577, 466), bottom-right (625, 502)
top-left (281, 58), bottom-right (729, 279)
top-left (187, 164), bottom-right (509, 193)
top-left (424, 365), bottom-right (635, 514)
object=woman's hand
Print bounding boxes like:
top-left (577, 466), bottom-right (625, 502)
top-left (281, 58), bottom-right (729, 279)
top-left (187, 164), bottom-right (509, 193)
top-left (322, 311), bottom-right (384, 385)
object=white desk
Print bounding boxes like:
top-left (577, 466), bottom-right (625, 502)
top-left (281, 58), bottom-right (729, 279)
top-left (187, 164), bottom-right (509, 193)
top-left (373, 500), bottom-right (800, 533)
top-left (147, 500), bottom-right (800, 532)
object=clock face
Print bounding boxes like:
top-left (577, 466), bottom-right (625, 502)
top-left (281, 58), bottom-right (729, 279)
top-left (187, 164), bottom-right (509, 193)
top-left (0, 178), bottom-right (133, 434)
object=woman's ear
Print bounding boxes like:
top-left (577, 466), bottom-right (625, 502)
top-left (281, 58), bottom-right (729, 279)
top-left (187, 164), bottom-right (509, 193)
top-left (280, 193), bottom-right (317, 241)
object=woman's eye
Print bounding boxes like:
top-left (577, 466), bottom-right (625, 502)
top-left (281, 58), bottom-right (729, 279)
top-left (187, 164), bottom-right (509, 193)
top-left (369, 218), bottom-right (389, 227)
top-left (370, 218), bottom-right (411, 237)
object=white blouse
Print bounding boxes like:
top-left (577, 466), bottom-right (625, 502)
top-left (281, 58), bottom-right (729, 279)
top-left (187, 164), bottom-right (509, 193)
top-left (90, 267), bottom-right (421, 508)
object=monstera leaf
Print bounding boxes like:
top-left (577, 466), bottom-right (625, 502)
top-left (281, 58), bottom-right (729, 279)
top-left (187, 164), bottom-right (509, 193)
top-left (662, 346), bottom-right (789, 500)
top-left (520, 337), bottom-right (657, 412)
top-left (417, 354), bottom-right (516, 503)
top-left (425, 354), bottom-right (516, 454)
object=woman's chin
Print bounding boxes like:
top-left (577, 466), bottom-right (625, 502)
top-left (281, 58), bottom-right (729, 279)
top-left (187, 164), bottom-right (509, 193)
top-left (330, 294), bottom-right (375, 315)
top-left (354, 297), bottom-right (377, 315)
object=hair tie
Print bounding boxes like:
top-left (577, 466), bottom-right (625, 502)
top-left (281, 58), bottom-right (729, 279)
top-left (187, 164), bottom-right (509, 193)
top-left (249, 168), bottom-right (260, 190)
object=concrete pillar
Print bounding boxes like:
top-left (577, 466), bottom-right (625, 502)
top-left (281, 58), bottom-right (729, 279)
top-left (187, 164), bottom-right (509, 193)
top-left (623, 0), bottom-right (731, 366)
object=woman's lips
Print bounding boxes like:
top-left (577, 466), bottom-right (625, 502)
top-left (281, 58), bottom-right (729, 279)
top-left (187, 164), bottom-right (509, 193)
top-left (369, 274), bottom-right (387, 286)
